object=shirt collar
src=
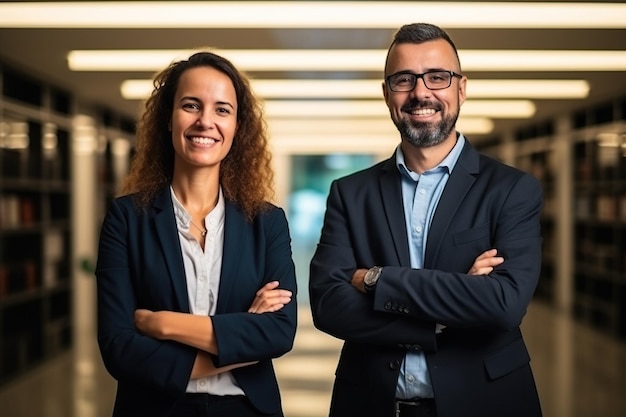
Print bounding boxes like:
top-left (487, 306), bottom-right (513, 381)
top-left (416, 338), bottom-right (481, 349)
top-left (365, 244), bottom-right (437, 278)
top-left (396, 132), bottom-right (466, 180)
top-left (170, 186), bottom-right (225, 231)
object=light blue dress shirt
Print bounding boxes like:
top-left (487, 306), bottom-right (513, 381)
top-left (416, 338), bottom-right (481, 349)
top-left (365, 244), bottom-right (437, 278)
top-left (394, 134), bottom-right (465, 400)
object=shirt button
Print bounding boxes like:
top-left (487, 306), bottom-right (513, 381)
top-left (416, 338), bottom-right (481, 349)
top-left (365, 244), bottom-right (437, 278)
top-left (415, 226), bottom-right (422, 233)
top-left (199, 380), bottom-right (206, 386)
top-left (419, 188), bottom-right (426, 195)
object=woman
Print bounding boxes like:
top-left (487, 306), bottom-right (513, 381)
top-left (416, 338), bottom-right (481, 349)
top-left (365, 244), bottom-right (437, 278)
top-left (95, 51), bottom-right (297, 417)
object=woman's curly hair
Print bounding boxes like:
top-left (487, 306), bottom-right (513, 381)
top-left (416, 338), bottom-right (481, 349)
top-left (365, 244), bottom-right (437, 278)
top-left (120, 51), bottom-right (274, 221)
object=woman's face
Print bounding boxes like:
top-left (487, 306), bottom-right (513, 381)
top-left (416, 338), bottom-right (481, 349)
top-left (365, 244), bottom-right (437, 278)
top-left (170, 66), bottom-right (238, 172)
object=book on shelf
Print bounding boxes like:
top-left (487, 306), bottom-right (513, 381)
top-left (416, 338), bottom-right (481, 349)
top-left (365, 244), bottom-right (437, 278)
top-left (597, 195), bottom-right (617, 221)
top-left (43, 230), bottom-right (64, 288)
top-left (0, 194), bottom-right (37, 227)
top-left (0, 265), bottom-right (7, 299)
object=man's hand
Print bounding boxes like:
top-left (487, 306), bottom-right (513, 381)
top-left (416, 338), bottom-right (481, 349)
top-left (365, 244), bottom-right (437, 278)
top-left (351, 269), bottom-right (368, 293)
top-left (468, 249), bottom-right (503, 275)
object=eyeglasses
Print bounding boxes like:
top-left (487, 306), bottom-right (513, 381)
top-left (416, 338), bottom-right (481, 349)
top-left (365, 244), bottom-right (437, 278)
top-left (386, 70), bottom-right (462, 92)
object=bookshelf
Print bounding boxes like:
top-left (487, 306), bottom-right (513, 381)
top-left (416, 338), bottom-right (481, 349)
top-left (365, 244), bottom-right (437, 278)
top-left (513, 131), bottom-right (557, 304)
top-left (478, 96), bottom-right (626, 342)
top-left (570, 112), bottom-right (626, 340)
top-left (0, 62), bottom-right (135, 386)
top-left (0, 65), bottom-right (73, 384)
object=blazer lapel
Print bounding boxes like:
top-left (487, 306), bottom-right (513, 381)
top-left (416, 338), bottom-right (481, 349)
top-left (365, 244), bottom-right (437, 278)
top-left (215, 202), bottom-right (244, 313)
top-left (152, 188), bottom-right (190, 312)
top-left (379, 157), bottom-right (411, 267)
top-left (425, 141), bottom-right (479, 266)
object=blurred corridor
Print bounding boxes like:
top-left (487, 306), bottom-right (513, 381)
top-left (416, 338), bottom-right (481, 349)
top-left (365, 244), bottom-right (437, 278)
top-left (1, 300), bottom-right (625, 417)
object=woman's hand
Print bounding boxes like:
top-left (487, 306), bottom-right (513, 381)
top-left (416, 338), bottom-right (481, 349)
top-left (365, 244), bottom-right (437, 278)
top-left (134, 309), bottom-right (166, 339)
top-left (467, 249), bottom-right (504, 275)
top-left (190, 350), bottom-right (259, 379)
top-left (248, 281), bottom-right (293, 314)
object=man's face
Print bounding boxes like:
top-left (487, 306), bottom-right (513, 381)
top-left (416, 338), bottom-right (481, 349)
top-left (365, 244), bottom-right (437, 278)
top-left (383, 39), bottom-right (466, 148)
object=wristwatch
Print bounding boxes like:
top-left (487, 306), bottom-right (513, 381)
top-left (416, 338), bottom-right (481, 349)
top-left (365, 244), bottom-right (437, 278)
top-left (364, 266), bottom-right (383, 294)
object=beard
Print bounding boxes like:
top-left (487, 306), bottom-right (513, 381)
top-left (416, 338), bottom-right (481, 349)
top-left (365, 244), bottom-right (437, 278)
top-left (394, 100), bottom-right (460, 148)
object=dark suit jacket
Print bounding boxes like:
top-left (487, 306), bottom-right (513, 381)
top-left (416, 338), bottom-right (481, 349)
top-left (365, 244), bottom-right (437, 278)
top-left (96, 187), bottom-right (297, 417)
top-left (310, 140), bottom-right (543, 417)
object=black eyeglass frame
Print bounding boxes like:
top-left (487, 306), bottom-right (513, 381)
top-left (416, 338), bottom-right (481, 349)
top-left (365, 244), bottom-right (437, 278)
top-left (385, 70), bottom-right (463, 92)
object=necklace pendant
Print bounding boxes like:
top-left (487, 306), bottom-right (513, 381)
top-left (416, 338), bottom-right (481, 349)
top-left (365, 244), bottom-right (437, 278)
top-left (190, 220), bottom-right (208, 238)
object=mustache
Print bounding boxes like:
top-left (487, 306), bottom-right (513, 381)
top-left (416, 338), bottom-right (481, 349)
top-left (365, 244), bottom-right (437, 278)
top-left (401, 100), bottom-right (442, 113)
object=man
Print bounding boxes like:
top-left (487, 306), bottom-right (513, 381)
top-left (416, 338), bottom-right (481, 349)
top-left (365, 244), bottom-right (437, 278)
top-left (309, 23), bottom-right (543, 417)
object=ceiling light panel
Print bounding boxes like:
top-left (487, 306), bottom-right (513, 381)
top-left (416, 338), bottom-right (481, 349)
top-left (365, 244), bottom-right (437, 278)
top-left (122, 79), bottom-right (589, 100)
top-left (256, 80), bottom-right (589, 99)
top-left (68, 50), bottom-right (385, 71)
top-left (263, 100), bottom-right (535, 118)
top-left (268, 117), bottom-right (494, 136)
top-left (70, 49), bottom-right (626, 72)
top-left (467, 80), bottom-right (589, 99)
top-left (462, 50), bottom-right (626, 71)
top-left (1, 2), bottom-right (625, 28)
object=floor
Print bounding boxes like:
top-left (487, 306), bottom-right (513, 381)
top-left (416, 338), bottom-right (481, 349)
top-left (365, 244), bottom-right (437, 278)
top-left (1, 300), bottom-right (625, 417)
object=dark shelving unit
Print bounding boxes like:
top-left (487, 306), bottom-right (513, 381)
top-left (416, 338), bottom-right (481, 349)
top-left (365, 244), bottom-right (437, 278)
top-left (478, 96), bottom-right (626, 342)
top-left (0, 64), bottom-right (73, 385)
top-left (571, 104), bottom-right (626, 341)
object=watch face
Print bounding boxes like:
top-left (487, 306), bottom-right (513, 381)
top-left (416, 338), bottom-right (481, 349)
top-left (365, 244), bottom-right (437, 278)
top-left (365, 267), bottom-right (381, 286)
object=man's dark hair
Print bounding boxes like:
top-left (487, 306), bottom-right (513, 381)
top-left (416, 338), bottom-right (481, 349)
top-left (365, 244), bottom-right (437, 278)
top-left (385, 23), bottom-right (461, 73)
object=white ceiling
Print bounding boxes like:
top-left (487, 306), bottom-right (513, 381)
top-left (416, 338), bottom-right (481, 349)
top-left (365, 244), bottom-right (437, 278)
top-left (1, 0), bottom-right (625, 146)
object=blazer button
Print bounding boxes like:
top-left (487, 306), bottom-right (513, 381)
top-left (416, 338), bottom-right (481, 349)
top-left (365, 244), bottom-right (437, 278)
top-left (384, 301), bottom-right (392, 310)
top-left (389, 360), bottom-right (401, 370)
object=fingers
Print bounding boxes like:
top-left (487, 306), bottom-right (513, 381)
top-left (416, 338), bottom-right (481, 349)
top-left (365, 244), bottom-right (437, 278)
top-left (256, 280), bottom-right (280, 296)
top-left (475, 248), bottom-right (498, 261)
top-left (248, 282), bottom-right (293, 314)
top-left (134, 309), bottom-right (157, 335)
top-left (134, 309), bottom-right (150, 327)
top-left (468, 249), bottom-right (504, 275)
top-left (250, 291), bottom-right (292, 313)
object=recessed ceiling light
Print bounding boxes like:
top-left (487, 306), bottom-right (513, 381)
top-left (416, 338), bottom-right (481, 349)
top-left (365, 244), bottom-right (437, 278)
top-left (122, 79), bottom-right (589, 100)
top-left (466, 80), bottom-right (589, 99)
top-left (263, 100), bottom-right (535, 118)
top-left (269, 117), bottom-right (494, 136)
top-left (70, 49), bottom-right (626, 72)
top-left (1, 2), bottom-right (624, 28)
top-left (268, 117), bottom-right (494, 154)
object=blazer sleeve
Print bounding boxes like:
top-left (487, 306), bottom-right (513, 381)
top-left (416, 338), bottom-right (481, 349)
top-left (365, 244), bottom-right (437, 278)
top-left (210, 206), bottom-right (298, 367)
top-left (95, 198), bottom-right (196, 394)
top-left (310, 178), bottom-right (437, 352)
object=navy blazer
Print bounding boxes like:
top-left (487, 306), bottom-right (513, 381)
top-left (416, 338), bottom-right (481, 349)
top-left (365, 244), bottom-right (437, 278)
top-left (96, 187), bottom-right (297, 417)
top-left (310, 140), bottom-right (543, 417)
